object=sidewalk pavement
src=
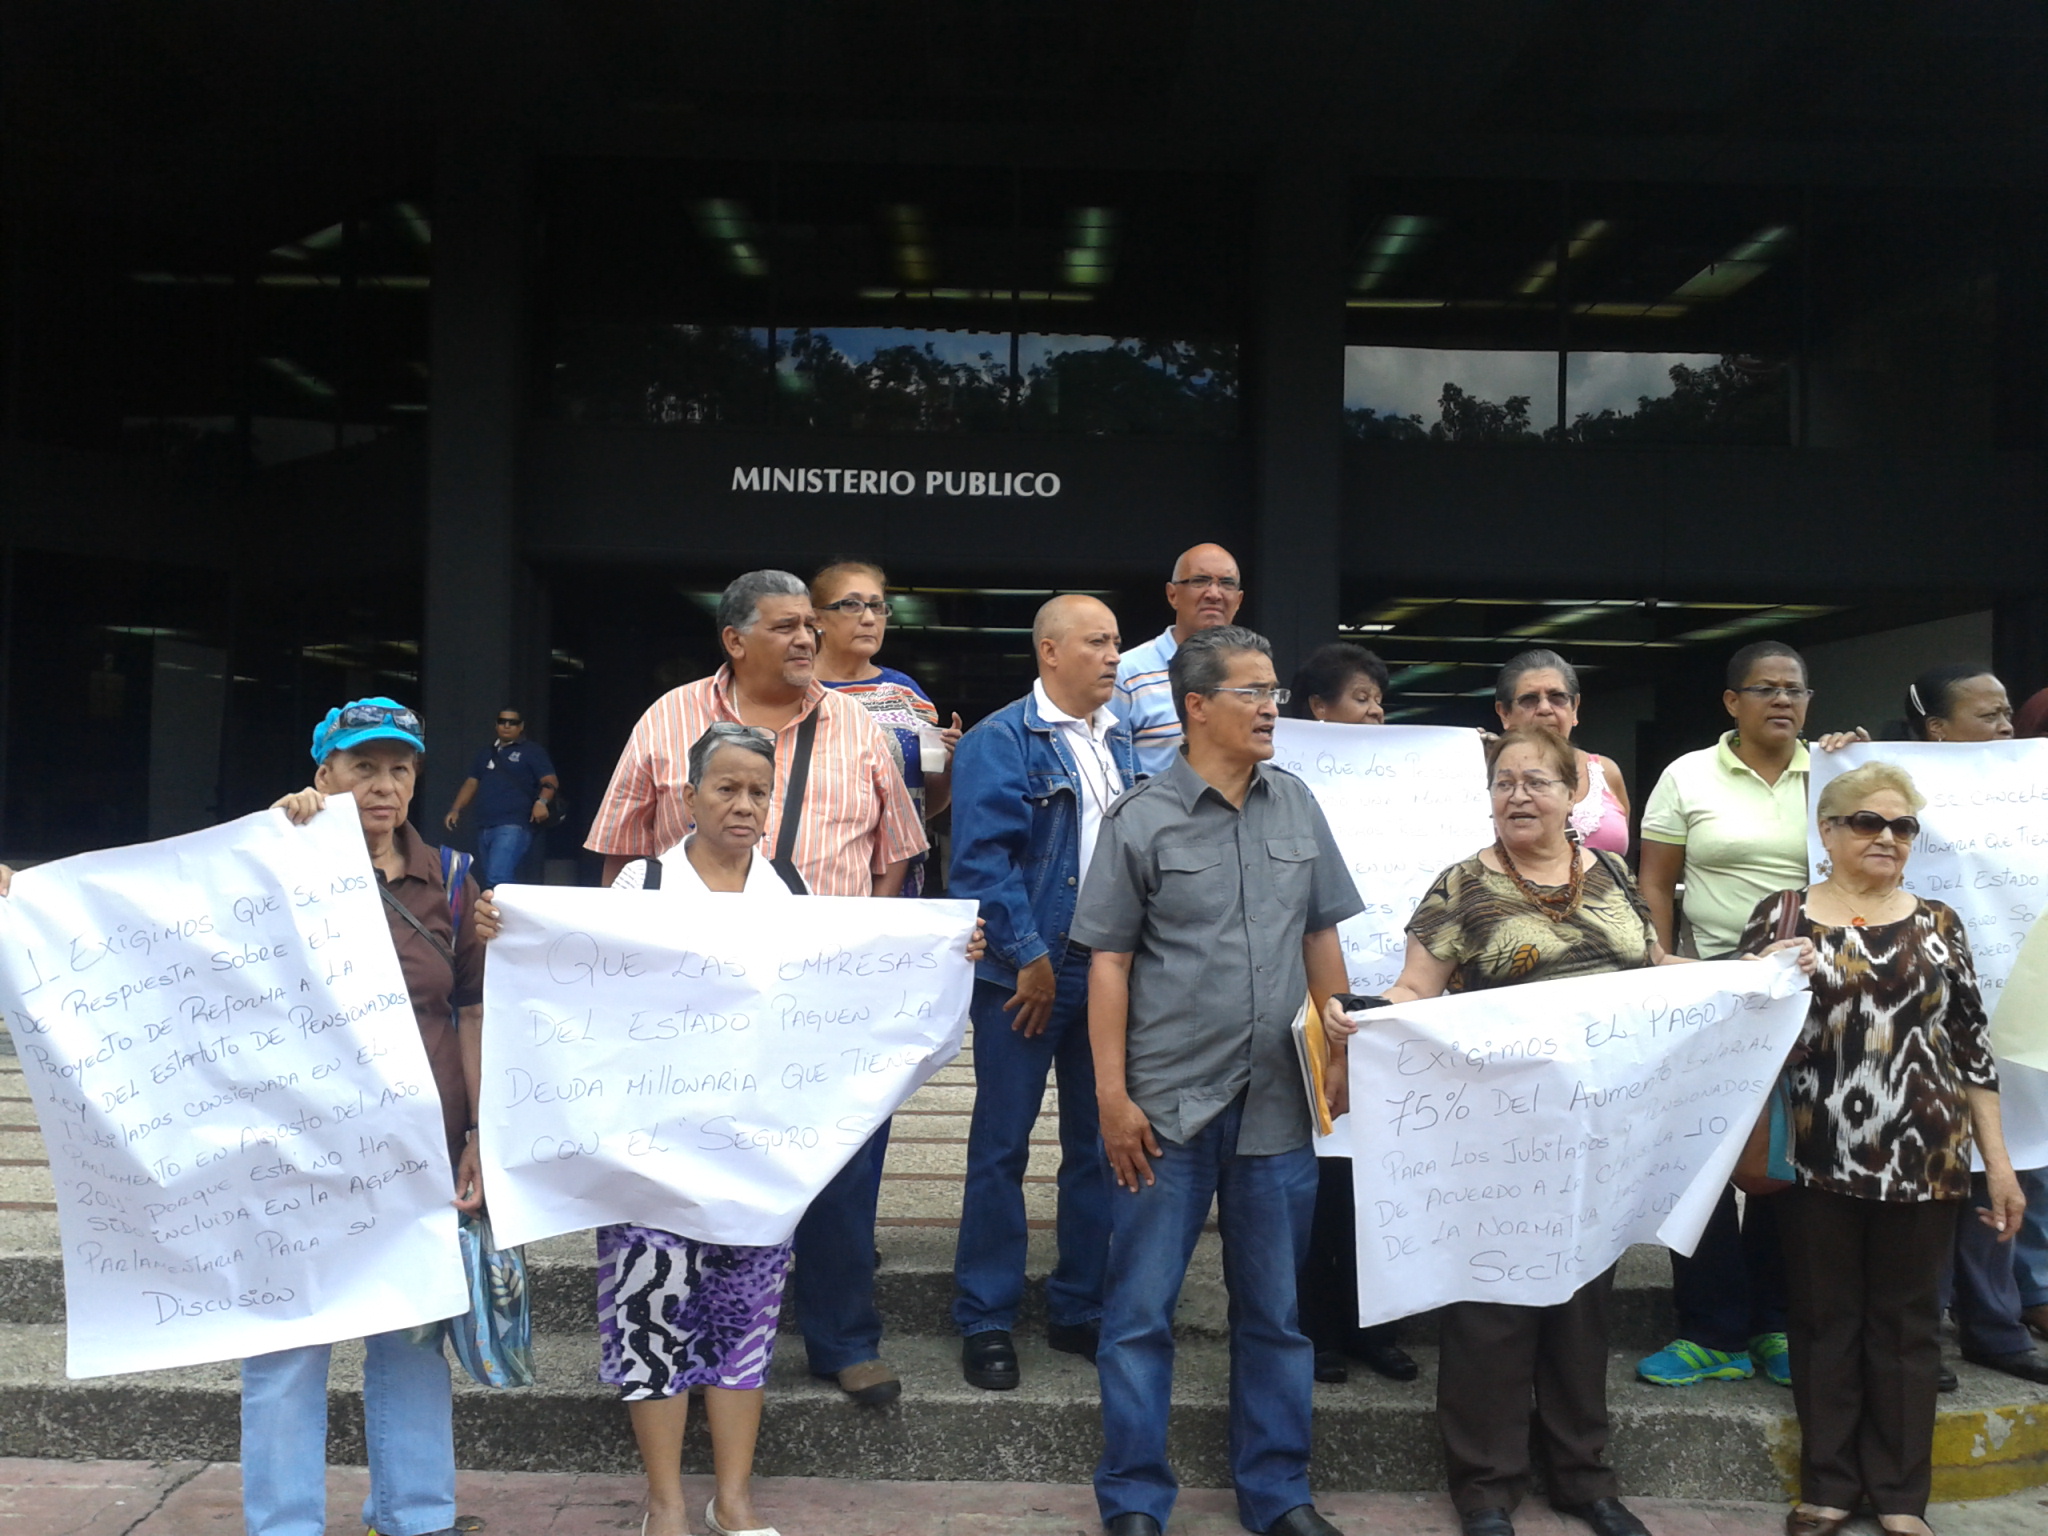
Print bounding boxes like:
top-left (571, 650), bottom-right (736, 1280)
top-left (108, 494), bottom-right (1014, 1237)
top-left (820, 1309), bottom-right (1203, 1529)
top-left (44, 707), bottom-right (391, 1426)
top-left (8, 1462), bottom-right (2047, 1536)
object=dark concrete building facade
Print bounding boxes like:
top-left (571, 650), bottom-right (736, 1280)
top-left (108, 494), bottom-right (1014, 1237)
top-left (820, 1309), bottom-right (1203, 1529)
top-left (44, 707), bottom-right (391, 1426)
top-left (4, 4), bottom-right (2044, 870)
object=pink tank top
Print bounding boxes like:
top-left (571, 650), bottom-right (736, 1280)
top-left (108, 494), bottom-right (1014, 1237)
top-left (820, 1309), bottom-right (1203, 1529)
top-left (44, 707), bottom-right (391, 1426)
top-left (1569, 753), bottom-right (1629, 854)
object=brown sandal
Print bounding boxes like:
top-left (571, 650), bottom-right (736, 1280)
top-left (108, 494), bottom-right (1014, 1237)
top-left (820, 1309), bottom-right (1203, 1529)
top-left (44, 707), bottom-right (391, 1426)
top-left (1785, 1509), bottom-right (1852, 1536)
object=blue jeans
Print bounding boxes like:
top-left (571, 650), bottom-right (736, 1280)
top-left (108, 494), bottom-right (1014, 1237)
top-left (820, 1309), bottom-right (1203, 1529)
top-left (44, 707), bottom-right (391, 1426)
top-left (2017, 1167), bottom-right (2048, 1311)
top-left (474, 822), bottom-right (533, 890)
top-left (240, 1329), bottom-right (454, 1536)
top-left (1938, 1171), bottom-right (2031, 1356)
top-left (1669, 1182), bottom-right (1787, 1352)
top-left (1095, 1093), bottom-right (1319, 1533)
top-left (953, 952), bottom-right (1109, 1335)
top-left (792, 1120), bottom-right (892, 1374)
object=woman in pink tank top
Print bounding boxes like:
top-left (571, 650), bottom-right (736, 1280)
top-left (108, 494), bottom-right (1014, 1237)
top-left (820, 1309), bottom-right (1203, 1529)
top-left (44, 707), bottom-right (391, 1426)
top-left (1493, 648), bottom-right (1632, 854)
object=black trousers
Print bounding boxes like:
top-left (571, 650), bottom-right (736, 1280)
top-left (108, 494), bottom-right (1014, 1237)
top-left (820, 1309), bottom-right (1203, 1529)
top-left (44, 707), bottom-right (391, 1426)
top-left (1436, 1265), bottom-right (1620, 1516)
top-left (1668, 1181), bottom-right (1788, 1352)
top-left (1780, 1185), bottom-right (1959, 1518)
top-left (1297, 1156), bottom-right (1402, 1354)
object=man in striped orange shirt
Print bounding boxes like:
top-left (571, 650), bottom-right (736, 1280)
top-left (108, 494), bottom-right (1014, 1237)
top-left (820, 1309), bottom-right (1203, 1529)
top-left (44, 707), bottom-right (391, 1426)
top-left (586, 568), bottom-right (928, 1405)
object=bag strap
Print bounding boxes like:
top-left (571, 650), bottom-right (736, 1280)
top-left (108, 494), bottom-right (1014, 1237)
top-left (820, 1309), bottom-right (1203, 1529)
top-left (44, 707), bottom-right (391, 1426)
top-left (642, 856), bottom-right (662, 891)
top-left (1773, 888), bottom-right (1802, 944)
top-left (379, 880), bottom-right (457, 969)
top-left (770, 709), bottom-right (820, 897)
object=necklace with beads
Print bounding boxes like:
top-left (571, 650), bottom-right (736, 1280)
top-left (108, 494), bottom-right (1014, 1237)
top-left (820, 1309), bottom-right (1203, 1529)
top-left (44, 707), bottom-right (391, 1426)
top-left (1493, 840), bottom-right (1586, 921)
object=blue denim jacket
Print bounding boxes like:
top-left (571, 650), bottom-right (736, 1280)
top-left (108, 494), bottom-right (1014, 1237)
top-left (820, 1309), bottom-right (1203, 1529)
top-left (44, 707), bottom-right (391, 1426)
top-left (947, 690), bottom-right (1141, 989)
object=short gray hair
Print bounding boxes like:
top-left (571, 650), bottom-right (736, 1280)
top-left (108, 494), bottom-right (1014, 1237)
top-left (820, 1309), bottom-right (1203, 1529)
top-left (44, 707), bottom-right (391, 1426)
top-left (686, 723), bottom-right (777, 787)
top-left (1169, 625), bottom-right (1272, 727)
top-left (719, 570), bottom-right (810, 635)
top-left (1495, 648), bottom-right (1580, 706)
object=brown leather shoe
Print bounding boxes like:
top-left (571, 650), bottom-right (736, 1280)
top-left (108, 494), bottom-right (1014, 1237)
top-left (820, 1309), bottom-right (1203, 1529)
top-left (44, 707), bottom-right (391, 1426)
top-left (1785, 1508), bottom-right (1852, 1536)
top-left (834, 1358), bottom-right (901, 1406)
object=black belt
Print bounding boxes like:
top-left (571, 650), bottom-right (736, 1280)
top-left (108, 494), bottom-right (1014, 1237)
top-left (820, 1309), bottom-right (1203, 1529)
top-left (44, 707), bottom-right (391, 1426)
top-left (1064, 939), bottom-right (1092, 959)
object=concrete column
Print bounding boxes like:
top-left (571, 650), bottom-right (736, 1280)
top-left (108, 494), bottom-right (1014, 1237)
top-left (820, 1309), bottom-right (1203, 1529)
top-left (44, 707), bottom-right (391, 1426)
top-left (423, 132), bottom-right (529, 821)
top-left (1248, 153), bottom-right (1348, 678)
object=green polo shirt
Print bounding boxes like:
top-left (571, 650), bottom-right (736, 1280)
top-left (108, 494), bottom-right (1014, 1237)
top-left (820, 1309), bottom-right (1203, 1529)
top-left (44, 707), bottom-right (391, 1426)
top-left (1640, 732), bottom-right (1811, 960)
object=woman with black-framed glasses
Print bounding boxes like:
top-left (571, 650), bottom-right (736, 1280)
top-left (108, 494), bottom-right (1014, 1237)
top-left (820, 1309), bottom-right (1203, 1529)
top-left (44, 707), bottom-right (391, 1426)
top-left (1740, 760), bottom-right (2022, 1536)
top-left (810, 559), bottom-right (962, 895)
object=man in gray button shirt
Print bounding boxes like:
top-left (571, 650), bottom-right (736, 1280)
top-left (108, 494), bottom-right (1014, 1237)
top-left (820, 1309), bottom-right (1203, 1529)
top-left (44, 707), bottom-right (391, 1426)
top-left (1072, 625), bottom-right (1362, 1536)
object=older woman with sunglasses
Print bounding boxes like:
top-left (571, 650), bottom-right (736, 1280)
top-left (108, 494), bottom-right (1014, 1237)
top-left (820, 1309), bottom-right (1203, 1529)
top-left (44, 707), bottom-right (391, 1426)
top-left (1741, 762), bottom-right (2023, 1536)
top-left (811, 560), bottom-right (962, 896)
top-left (1492, 649), bottom-right (1630, 853)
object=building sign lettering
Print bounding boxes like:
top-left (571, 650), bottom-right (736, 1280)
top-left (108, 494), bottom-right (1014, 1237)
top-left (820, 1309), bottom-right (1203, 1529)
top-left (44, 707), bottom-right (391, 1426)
top-left (731, 467), bottom-right (1062, 498)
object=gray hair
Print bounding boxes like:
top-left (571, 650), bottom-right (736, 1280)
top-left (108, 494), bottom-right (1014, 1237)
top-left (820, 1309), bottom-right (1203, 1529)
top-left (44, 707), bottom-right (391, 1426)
top-left (718, 569), bottom-right (810, 635)
top-left (685, 723), bottom-right (777, 787)
top-left (1169, 625), bottom-right (1272, 727)
top-left (1817, 760), bottom-right (1925, 822)
top-left (1495, 648), bottom-right (1580, 706)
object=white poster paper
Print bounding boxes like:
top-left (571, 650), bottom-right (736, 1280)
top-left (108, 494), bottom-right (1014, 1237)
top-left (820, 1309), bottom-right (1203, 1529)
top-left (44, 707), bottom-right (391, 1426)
top-left (1272, 721), bottom-right (1494, 1154)
top-left (0, 806), bottom-right (465, 1378)
top-left (1807, 740), bottom-right (2048, 1168)
top-left (479, 888), bottom-right (977, 1249)
top-left (1345, 956), bottom-right (1809, 1325)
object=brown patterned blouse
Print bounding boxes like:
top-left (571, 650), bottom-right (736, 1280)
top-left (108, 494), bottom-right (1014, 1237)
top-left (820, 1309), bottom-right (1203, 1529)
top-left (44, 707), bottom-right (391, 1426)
top-left (1406, 849), bottom-right (1656, 993)
top-left (1738, 891), bottom-right (1998, 1203)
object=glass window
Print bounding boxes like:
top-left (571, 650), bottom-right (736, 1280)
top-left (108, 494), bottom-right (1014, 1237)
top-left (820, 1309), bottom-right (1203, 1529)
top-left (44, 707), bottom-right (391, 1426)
top-left (1346, 180), bottom-right (1800, 446)
top-left (538, 159), bottom-right (1243, 436)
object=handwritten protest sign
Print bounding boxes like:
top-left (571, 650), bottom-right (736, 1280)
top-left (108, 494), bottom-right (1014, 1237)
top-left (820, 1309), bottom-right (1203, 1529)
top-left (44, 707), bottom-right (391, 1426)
top-left (1345, 956), bottom-right (1808, 1324)
top-left (1808, 740), bottom-right (2048, 1167)
top-left (0, 805), bottom-right (465, 1378)
top-left (479, 888), bottom-right (977, 1249)
top-left (1272, 721), bottom-right (1493, 997)
top-left (1272, 721), bottom-right (1493, 1154)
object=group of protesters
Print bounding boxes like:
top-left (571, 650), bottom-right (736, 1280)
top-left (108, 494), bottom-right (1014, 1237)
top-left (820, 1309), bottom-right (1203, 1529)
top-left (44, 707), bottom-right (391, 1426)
top-left (13, 544), bottom-right (2043, 1536)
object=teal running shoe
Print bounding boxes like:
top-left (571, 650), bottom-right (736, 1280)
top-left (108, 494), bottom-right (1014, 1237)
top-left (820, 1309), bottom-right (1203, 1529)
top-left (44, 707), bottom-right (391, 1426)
top-left (1750, 1331), bottom-right (1792, 1386)
top-left (1636, 1338), bottom-right (1754, 1385)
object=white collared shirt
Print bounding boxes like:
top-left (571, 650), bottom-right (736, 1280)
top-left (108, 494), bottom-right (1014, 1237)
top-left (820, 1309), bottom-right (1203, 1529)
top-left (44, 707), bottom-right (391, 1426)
top-left (1034, 679), bottom-right (1124, 903)
top-left (610, 842), bottom-right (793, 897)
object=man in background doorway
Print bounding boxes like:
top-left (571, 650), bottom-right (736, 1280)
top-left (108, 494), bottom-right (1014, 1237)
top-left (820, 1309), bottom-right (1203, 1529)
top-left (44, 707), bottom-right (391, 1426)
top-left (443, 708), bottom-right (559, 890)
top-left (1114, 543), bottom-right (1245, 778)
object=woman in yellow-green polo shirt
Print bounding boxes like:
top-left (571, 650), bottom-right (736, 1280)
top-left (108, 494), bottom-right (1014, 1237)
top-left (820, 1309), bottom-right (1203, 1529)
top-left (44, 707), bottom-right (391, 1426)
top-left (1634, 640), bottom-right (1816, 1393)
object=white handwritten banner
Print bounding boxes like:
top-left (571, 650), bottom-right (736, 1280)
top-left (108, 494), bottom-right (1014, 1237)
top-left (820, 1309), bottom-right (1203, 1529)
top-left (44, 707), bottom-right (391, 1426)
top-left (1345, 956), bottom-right (1808, 1325)
top-left (1272, 721), bottom-right (1494, 1155)
top-left (0, 805), bottom-right (465, 1378)
top-left (1808, 740), bottom-right (2048, 1168)
top-left (479, 888), bottom-right (977, 1249)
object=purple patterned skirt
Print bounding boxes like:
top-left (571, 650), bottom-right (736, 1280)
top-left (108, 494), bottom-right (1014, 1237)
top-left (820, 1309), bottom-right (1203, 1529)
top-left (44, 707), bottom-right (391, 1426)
top-left (596, 1223), bottom-right (792, 1398)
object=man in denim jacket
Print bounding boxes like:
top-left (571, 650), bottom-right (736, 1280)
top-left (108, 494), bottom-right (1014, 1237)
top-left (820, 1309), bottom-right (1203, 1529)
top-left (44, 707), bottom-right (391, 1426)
top-left (948, 594), bottom-right (1139, 1390)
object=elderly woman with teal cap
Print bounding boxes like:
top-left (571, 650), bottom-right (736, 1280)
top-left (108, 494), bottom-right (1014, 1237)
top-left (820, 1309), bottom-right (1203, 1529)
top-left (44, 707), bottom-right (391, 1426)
top-left (250, 696), bottom-right (499, 1536)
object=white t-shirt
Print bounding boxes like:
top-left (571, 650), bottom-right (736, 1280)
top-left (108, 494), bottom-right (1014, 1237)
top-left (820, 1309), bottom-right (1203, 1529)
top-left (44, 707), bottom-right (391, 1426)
top-left (1033, 679), bottom-right (1124, 905)
top-left (610, 842), bottom-right (794, 897)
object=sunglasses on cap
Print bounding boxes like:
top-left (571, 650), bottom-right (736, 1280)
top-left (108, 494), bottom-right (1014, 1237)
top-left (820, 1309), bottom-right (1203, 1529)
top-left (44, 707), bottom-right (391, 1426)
top-left (340, 703), bottom-right (423, 735)
top-left (1827, 811), bottom-right (1921, 841)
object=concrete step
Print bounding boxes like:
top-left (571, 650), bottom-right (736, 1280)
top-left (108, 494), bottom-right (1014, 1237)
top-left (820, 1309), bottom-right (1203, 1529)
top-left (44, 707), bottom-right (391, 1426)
top-left (0, 1213), bottom-right (1688, 1351)
top-left (0, 1321), bottom-right (1816, 1497)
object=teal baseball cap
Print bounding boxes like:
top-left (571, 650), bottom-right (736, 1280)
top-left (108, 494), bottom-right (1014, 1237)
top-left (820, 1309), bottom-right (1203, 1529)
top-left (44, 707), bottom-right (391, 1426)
top-left (310, 697), bottom-right (426, 763)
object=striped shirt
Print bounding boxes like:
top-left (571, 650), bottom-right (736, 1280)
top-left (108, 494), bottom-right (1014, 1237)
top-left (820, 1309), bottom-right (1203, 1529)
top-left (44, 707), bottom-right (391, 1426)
top-left (1113, 625), bottom-right (1183, 779)
top-left (584, 667), bottom-right (927, 897)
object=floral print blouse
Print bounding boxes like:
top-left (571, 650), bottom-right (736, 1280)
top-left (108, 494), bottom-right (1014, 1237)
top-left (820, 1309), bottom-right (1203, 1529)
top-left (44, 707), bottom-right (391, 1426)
top-left (1739, 891), bottom-right (1998, 1203)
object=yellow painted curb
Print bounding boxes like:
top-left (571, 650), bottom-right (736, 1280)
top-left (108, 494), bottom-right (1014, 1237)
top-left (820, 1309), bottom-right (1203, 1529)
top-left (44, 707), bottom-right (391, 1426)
top-left (1765, 1401), bottom-right (2048, 1502)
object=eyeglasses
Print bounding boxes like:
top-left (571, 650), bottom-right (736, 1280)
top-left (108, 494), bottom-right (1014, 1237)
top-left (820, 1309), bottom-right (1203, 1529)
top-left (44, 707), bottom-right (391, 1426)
top-left (1171, 575), bottom-right (1241, 593)
top-left (340, 703), bottom-right (423, 734)
top-left (1828, 811), bottom-right (1922, 841)
top-left (1731, 685), bottom-right (1813, 702)
top-left (1209, 685), bottom-right (1290, 705)
top-left (1490, 775), bottom-right (1568, 797)
top-left (1510, 690), bottom-right (1574, 711)
top-left (496, 716), bottom-right (522, 726)
top-left (818, 598), bottom-right (892, 617)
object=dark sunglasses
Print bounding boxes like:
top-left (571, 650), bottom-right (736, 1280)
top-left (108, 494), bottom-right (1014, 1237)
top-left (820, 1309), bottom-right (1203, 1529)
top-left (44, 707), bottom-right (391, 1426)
top-left (1828, 810), bottom-right (1921, 841)
top-left (340, 703), bottom-right (423, 735)
top-left (496, 716), bottom-right (522, 725)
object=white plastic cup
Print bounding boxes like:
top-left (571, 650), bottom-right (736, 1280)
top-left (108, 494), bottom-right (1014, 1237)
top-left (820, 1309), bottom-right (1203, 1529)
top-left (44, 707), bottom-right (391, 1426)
top-left (918, 725), bottom-right (950, 775)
